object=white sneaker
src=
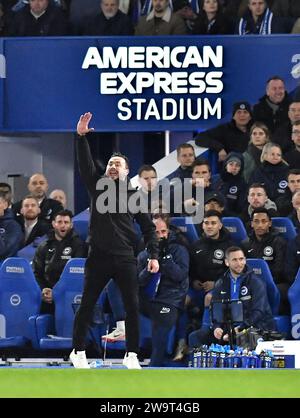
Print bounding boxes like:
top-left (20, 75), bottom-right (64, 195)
top-left (123, 352), bottom-right (142, 369)
top-left (102, 328), bottom-right (126, 342)
top-left (69, 349), bottom-right (90, 369)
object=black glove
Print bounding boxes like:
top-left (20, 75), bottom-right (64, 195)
top-left (158, 237), bottom-right (169, 259)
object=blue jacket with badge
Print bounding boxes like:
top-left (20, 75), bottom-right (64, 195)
top-left (212, 266), bottom-right (275, 331)
top-left (137, 231), bottom-right (189, 309)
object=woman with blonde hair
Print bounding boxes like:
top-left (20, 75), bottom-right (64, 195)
top-left (249, 142), bottom-right (289, 201)
top-left (243, 122), bottom-right (270, 183)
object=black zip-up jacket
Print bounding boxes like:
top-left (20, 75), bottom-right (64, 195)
top-left (241, 231), bottom-right (287, 284)
top-left (32, 229), bottom-right (87, 289)
top-left (249, 161), bottom-right (289, 202)
top-left (194, 120), bottom-right (251, 154)
top-left (212, 267), bottom-right (275, 331)
top-left (76, 135), bottom-right (159, 258)
top-left (253, 93), bottom-right (291, 133)
top-left (190, 227), bottom-right (234, 284)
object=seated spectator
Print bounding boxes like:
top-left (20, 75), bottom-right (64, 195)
top-left (49, 189), bottom-right (67, 209)
top-left (0, 182), bottom-right (13, 208)
top-left (13, 173), bottom-right (63, 224)
top-left (236, 0), bottom-right (293, 35)
top-left (253, 76), bottom-right (291, 133)
top-left (135, 0), bottom-right (187, 35)
top-left (243, 122), bottom-right (270, 183)
top-left (177, 159), bottom-right (217, 216)
top-left (240, 183), bottom-right (278, 231)
top-left (195, 101), bottom-right (252, 163)
top-left (167, 143), bottom-right (195, 183)
top-left (82, 0), bottom-right (134, 35)
top-left (273, 102), bottom-right (300, 154)
top-left (276, 169), bottom-right (300, 216)
top-left (285, 230), bottom-right (300, 284)
top-left (20, 196), bottom-right (50, 247)
top-left (173, 0), bottom-right (198, 33)
top-left (193, 0), bottom-right (232, 34)
top-left (32, 209), bottom-right (87, 314)
top-left (216, 152), bottom-right (247, 216)
top-left (137, 164), bottom-right (164, 215)
top-left (241, 207), bottom-right (288, 314)
top-left (7, 0), bottom-right (69, 36)
top-left (289, 190), bottom-right (300, 231)
top-left (0, 190), bottom-right (23, 260)
top-left (204, 191), bottom-right (227, 215)
top-left (249, 142), bottom-right (289, 202)
top-left (284, 120), bottom-right (300, 169)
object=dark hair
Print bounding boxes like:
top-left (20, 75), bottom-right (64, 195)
top-left (191, 158), bottom-right (211, 171)
top-left (110, 152), bottom-right (130, 169)
top-left (0, 182), bottom-right (12, 205)
top-left (251, 207), bottom-right (271, 220)
top-left (0, 191), bottom-right (8, 201)
top-left (203, 209), bottom-right (222, 220)
top-left (138, 164), bottom-right (157, 177)
top-left (225, 246), bottom-right (244, 259)
top-left (248, 183), bottom-right (268, 195)
top-left (152, 213), bottom-right (170, 228)
top-left (0, 182), bottom-right (11, 192)
top-left (288, 169), bottom-right (300, 177)
top-left (266, 75), bottom-right (285, 86)
top-left (176, 143), bottom-right (195, 157)
top-left (53, 209), bottom-right (73, 220)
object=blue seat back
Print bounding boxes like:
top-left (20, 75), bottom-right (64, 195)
top-left (222, 217), bottom-right (247, 244)
top-left (52, 258), bottom-right (86, 337)
top-left (170, 217), bottom-right (199, 243)
top-left (17, 235), bottom-right (47, 262)
top-left (0, 258), bottom-right (41, 339)
top-left (271, 217), bottom-right (297, 241)
top-left (288, 267), bottom-right (300, 340)
top-left (72, 219), bottom-right (89, 241)
top-left (246, 258), bottom-right (280, 315)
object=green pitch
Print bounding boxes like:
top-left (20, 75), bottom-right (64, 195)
top-left (0, 369), bottom-right (299, 398)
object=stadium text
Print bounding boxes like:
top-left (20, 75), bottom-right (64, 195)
top-left (82, 46), bottom-right (224, 122)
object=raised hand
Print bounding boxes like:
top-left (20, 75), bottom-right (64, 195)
top-left (77, 112), bottom-right (95, 136)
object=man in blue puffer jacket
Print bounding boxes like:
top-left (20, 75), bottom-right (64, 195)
top-left (138, 214), bottom-right (189, 366)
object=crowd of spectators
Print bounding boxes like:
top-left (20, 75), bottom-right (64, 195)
top-left (1, 0), bottom-right (300, 37)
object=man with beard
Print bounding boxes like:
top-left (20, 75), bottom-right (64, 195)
top-left (32, 209), bottom-right (87, 314)
top-left (20, 196), bottom-right (50, 247)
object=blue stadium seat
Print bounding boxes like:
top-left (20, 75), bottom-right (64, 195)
top-left (72, 219), bottom-right (89, 241)
top-left (222, 217), bottom-right (247, 244)
top-left (0, 258), bottom-right (41, 348)
top-left (36, 257), bottom-right (105, 350)
top-left (246, 258), bottom-right (280, 315)
top-left (17, 235), bottom-right (47, 263)
top-left (170, 217), bottom-right (199, 243)
top-left (288, 267), bottom-right (300, 340)
top-left (271, 217), bottom-right (297, 241)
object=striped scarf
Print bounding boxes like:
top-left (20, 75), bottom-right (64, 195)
top-left (239, 8), bottom-right (273, 35)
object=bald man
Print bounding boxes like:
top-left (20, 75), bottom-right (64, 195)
top-left (13, 173), bottom-right (63, 224)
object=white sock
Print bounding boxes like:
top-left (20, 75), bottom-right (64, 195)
top-left (116, 320), bottom-right (125, 332)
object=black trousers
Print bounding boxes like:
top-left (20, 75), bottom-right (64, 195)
top-left (73, 249), bottom-right (139, 353)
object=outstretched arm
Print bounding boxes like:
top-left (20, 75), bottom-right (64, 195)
top-left (77, 112), bottom-right (95, 136)
top-left (76, 112), bottom-right (98, 193)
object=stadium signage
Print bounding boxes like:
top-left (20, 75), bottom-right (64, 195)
top-left (82, 45), bottom-right (223, 122)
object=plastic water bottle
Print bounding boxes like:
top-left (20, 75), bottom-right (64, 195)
top-left (90, 359), bottom-right (104, 368)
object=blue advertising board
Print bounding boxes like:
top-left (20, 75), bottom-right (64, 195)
top-left (0, 35), bottom-right (300, 132)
